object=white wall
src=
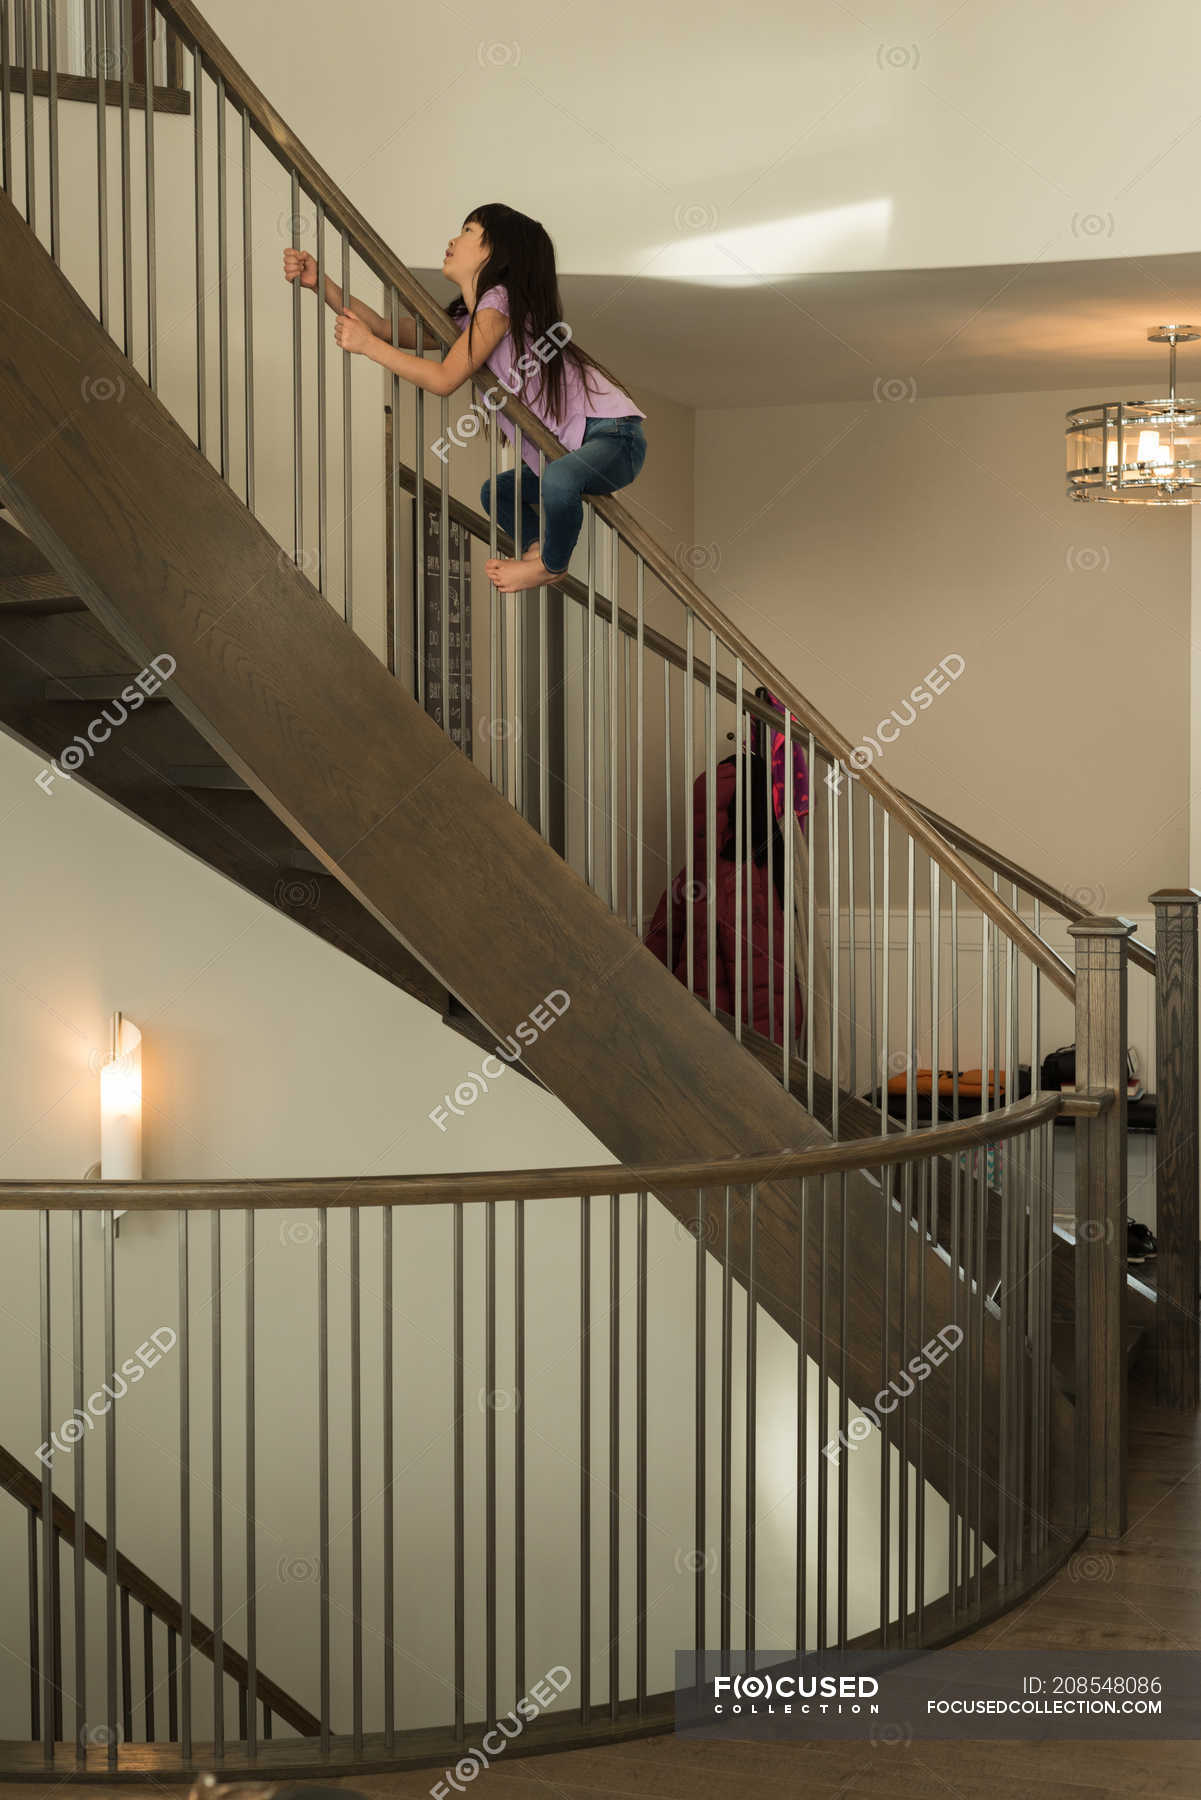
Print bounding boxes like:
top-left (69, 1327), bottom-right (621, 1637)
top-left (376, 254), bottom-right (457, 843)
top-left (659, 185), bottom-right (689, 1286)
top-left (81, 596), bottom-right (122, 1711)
top-left (694, 386), bottom-right (1191, 917)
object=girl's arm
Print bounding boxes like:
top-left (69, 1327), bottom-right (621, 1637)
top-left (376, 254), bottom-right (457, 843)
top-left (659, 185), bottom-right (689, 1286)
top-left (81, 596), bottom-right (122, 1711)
top-left (336, 301), bottom-right (510, 398)
top-left (283, 248), bottom-right (439, 351)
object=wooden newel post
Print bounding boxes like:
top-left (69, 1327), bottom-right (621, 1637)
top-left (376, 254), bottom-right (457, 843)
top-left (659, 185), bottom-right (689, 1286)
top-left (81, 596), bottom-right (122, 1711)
top-left (1149, 890), bottom-right (1201, 1409)
top-left (1068, 916), bottom-right (1133, 1539)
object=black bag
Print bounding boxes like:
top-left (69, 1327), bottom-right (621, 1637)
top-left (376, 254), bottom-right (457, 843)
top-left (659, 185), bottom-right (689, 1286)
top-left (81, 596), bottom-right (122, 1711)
top-left (1040, 1044), bottom-right (1076, 1090)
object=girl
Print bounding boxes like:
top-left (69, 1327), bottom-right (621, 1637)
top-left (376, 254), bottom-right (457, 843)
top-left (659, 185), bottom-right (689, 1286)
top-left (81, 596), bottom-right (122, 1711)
top-left (283, 203), bottom-right (647, 594)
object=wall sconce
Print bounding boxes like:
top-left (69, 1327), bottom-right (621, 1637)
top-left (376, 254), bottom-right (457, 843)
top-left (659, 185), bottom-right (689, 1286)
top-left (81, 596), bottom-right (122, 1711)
top-left (100, 1012), bottom-right (142, 1221)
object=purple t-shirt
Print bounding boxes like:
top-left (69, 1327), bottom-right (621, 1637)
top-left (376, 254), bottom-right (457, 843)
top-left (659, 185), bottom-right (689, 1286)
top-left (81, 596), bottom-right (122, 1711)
top-left (457, 284), bottom-right (645, 476)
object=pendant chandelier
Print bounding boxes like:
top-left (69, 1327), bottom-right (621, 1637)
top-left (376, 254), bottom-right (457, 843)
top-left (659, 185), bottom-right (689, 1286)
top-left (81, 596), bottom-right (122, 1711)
top-left (1065, 324), bottom-right (1201, 504)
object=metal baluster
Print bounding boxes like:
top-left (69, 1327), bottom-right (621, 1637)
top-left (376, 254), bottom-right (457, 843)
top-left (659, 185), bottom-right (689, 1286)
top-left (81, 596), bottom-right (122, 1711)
top-left (167, 1626), bottom-right (178, 1742)
top-left (245, 1209), bottom-right (256, 1756)
top-left (178, 1213), bottom-right (192, 1758)
top-left (27, 1510), bottom-right (39, 1744)
top-left (636, 1190), bottom-right (648, 1712)
top-left (1, 0), bottom-right (12, 202)
top-left (515, 1195), bottom-right (526, 1705)
top-left (837, 1171), bottom-right (849, 1647)
top-left (816, 1175), bottom-right (829, 1650)
top-left (706, 628), bottom-right (717, 1012)
top-left (720, 1186), bottom-right (732, 1659)
top-left (881, 814), bottom-right (891, 1130)
top-left (289, 169), bottom-right (302, 561)
top-left (314, 199), bottom-right (327, 593)
top-left (104, 1210), bottom-right (117, 1765)
top-left (915, 1159), bottom-right (927, 1639)
top-left (318, 1204), bottom-right (330, 1751)
top-left (539, 466), bottom-right (550, 835)
top-left (826, 725), bottom-right (836, 1120)
top-left (609, 551), bottom-right (622, 908)
top-left (608, 1193), bottom-right (620, 1720)
top-left (1032, 900), bottom-right (1042, 1111)
top-left (992, 873), bottom-right (1003, 1121)
top-left (20, 0), bottom-right (32, 230)
top-left (38, 1210), bottom-right (53, 1763)
top-left (216, 72), bottom-right (232, 484)
top-left (949, 1071), bottom-right (961, 1619)
top-left (496, 454), bottom-right (509, 796)
top-left (118, 0), bottom-right (133, 351)
top-left (585, 513), bottom-right (596, 884)
top-left (485, 1199), bottom-right (496, 1726)
top-left (898, 1154), bottom-right (910, 1645)
top-left (624, 632), bottom-right (633, 920)
top-left (453, 1199), bottom-right (465, 1741)
top-left (95, 0), bottom-right (108, 330)
top-left (49, 1529), bottom-right (62, 1740)
top-left (636, 563), bottom-right (647, 931)
top-left (746, 1185), bottom-right (758, 1667)
top-left (415, 318), bottom-right (427, 705)
top-left (847, 781), bottom-right (856, 1098)
top-left (733, 663), bottom-right (744, 1042)
top-left (487, 412), bottom-right (499, 780)
top-left (143, 1605), bottom-right (154, 1741)
top-left (579, 1194), bottom-right (591, 1726)
top-left (383, 1205), bottom-right (395, 1748)
top-left (796, 1175), bottom-right (808, 1657)
top-left (806, 733), bottom-right (816, 1109)
top-left (783, 709), bottom-right (794, 1093)
top-left (46, 0), bottom-right (59, 259)
top-left (744, 716), bottom-right (753, 1034)
top-left (193, 44), bottom-right (206, 456)
top-left (663, 661), bottom-right (673, 973)
top-left (765, 739), bottom-right (774, 1043)
top-left (349, 1207), bottom-right (363, 1747)
top-left (868, 797), bottom-right (878, 1117)
top-left (72, 1210), bottom-right (86, 1760)
top-left (342, 228), bottom-right (353, 628)
top-left (880, 1156), bottom-right (892, 1645)
top-left (694, 1187), bottom-right (706, 1672)
top-left (930, 862), bottom-right (940, 1242)
top-left (684, 611), bottom-right (694, 994)
top-left (514, 428), bottom-right (524, 801)
top-left (145, 0), bottom-right (157, 390)
top-left (974, 1143), bottom-right (986, 1609)
top-left (964, 1133), bottom-right (977, 1614)
top-left (211, 1213), bottom-right (223, 1759)
top-left (905, 836), bottom-right (917, 1134)
top-left (387, 294), bottom-right (400, 676)
top-left (951, 884), bottom-right (962, 1597)
top-left (120, 1587), bottom-right (132, 1741)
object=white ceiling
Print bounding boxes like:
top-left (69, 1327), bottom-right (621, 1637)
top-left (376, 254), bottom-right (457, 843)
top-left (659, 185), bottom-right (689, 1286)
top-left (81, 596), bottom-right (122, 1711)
top-left (417, 250), bottom-right (1201, 412)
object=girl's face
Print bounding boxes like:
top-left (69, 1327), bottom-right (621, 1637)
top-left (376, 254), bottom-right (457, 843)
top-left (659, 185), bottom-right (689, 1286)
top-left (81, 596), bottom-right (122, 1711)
top-left (442, 219), bottom-right (489, 289)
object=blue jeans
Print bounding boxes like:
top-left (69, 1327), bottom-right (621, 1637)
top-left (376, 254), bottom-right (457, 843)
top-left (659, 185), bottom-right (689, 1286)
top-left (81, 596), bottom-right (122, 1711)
top-left (479, 415), bottom-right (647, 575)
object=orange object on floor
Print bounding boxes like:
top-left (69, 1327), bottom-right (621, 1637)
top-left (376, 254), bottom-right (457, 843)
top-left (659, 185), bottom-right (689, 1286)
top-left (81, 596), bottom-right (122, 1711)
top-left (886, 1067), bottom-right (1011, 1098)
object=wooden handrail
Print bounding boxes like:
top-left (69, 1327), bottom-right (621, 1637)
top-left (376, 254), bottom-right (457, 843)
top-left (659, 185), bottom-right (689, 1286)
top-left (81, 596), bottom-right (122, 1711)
top-left (149, 0), bottom-right (1074, 1004)
top-left (0, 1092), bottom-right (1068, 1211)
top-left (393, 464), bottom-right (1146, 981)
top-left (897, 795), bottom-right (1157, 977)
top-left (0, 1445), bottom-right (320, 1737)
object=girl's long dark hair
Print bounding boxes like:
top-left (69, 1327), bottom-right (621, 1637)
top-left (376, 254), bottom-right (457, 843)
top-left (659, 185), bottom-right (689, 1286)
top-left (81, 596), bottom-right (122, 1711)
top-left (718, 751), bottom-right (788, 912)
top-left (446, 202), bottom-right (641, 427)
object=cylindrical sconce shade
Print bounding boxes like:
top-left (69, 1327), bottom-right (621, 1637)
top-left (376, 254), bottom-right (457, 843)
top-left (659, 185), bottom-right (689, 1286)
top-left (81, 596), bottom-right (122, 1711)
top-left (100, 1014), bottom-right (142, 1183)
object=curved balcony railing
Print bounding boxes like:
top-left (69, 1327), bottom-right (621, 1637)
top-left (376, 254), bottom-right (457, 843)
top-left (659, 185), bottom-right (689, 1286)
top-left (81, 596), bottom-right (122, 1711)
top-left (0, 1092), bottom-right (1089, 1780)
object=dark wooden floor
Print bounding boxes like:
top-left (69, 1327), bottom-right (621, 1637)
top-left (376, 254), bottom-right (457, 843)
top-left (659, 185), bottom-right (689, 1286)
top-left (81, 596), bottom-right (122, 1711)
top-left (7, 1368), bottom-right (1198, 1800)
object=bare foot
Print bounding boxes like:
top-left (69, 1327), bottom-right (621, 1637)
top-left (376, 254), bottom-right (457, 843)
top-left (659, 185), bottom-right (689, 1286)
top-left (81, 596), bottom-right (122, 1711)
top-left (484, 555), bottom-right (567, 593)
